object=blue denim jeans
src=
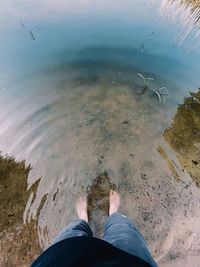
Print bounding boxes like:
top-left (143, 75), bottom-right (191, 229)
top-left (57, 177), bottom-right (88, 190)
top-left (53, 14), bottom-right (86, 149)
top-left (51, 212), bottom-right (157, 267)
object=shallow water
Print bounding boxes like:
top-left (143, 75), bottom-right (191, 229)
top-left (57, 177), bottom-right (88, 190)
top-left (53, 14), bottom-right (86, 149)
top-left (0, 0), bottom-right (200, 265)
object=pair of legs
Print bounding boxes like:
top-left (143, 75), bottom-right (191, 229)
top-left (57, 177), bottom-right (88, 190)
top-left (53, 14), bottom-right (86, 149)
top-left (51, 191), bottom-right (157, 267)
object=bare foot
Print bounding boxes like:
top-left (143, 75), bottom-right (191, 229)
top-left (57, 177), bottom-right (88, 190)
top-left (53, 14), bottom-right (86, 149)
top-left (109, 190), bottom-right (120, 216)
top-left (76, 196), bottom-right (88, 222)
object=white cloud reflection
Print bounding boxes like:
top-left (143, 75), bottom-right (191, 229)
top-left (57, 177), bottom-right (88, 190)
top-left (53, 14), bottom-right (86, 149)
top-left (0, 0), bottom-right (144, 23)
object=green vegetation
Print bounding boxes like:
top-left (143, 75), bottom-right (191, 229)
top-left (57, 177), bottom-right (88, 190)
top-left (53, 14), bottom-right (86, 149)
top-left (164, 89), bottom-right (200, 186)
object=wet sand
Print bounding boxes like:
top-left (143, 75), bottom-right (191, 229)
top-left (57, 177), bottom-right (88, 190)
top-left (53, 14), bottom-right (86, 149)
top-left (1, 86), bottom-right (200, 267)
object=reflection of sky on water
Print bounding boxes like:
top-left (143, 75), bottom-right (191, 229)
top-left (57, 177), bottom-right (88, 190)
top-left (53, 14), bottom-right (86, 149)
top-left (0, 0), bottom-right (199, 91)
top-left (0, 0), bottom-right (200, 254)
top-left (0, 0), bottom-right (200, 186)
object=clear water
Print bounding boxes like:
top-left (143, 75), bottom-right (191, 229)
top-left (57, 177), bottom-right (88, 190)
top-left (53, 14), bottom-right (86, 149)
top-left (0, 0), bottom-right (200, 262)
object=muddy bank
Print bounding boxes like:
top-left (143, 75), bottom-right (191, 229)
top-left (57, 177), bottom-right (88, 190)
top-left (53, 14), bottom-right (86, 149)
top-left (0, 154), bottom-right (42, 267)
top-left (164, 89), bottom-right (200, 186)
